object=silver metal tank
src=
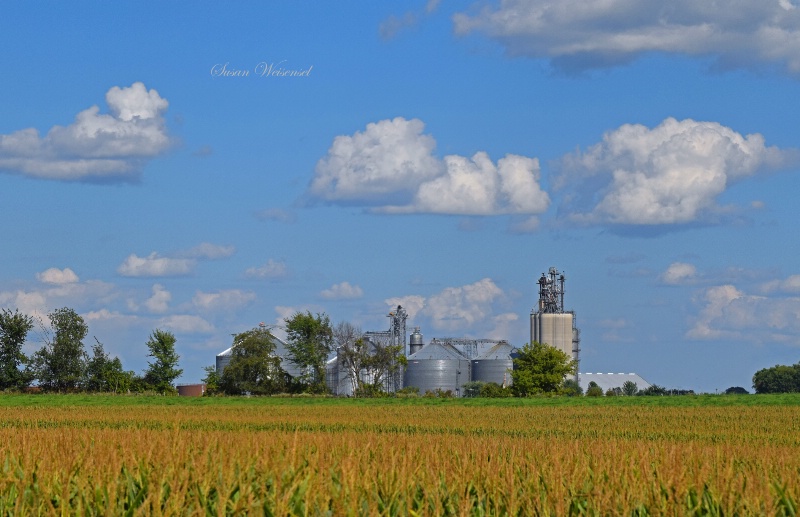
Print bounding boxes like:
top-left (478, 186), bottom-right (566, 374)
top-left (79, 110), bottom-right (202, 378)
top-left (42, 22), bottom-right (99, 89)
top-left (325, 356), bottom-right (353, 396)
top-left (216, 347), bottom-right (232, 375)
top-left (531, 312), bottom-right (573, 357)
top-left (403, 342), bottom-right (470, 396)
top-left (471, 342), bottom-right (515, 386)
top-left (409, 327), bottom-right (424, 355)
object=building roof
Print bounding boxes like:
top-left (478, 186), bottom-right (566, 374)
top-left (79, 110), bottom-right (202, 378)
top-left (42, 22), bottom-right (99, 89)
top-left (407, 341), bottom-right (468, 361)
top-left (578, 372), bottom-right (651, 393)
top-left (476, 342), bottom-right (516, 360)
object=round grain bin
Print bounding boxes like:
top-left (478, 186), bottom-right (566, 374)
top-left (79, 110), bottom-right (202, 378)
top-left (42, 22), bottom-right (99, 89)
top-left (403, 342), bottom-right (470, 396)
top-left (216, 347), bottom-right (232, 375)
top-left (326, 356), bottom-right (353, 396)
top-left (471, 342), bottom-right (515, 386)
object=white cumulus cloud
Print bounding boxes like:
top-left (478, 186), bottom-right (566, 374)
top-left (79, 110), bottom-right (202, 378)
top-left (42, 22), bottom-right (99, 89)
top-left (0, 290), bottom-right (48, 320)
top-left (310, 117), bottom-right (549, 217)
top-left (384, 152), bottom-right (550, 215)
top-left (453, 0), bottom-right (800, 75)
top-left (83, 309), bottom-right (141, 325)
top-left (557, 118), bottom-right (789, 225)
top-left (192, 289), bottom-right (257, 311)
top-left (157, 315), bottom-right (215, 334)
top-left (388, 279), bottom-right (506, 334)
top-left (0, 276), bottom-right (116, 324)
top-left (311, 117), bottom-right (441, 203)
top-left (36, 267), bottom-right (79, 285)
top-left (320, 281), bottom-right (364, 300)
top-left (182, 242), bottom-right (235, 260)
top-left (489, 312), bottom-right (519, 340)
top-left (760, 274), bottom-right (800, 294)
top-left (0, 82), bottom-right (172, 181)
top-left (661, 262), bottom-right (697, 285)
top-left (245, 259), bottom-right (289, 279)
top-left (117, 252), bottom-right (194, 277)
top-left (255, 208), bottom-right (297, 223)
top-left (688, 283), bottom-right (800, 344)
top-left (144, 284), bottom-right (171, 313)
top-left (384, 296), bottom-right (426, 321)
top-left (423, 278), bottom-right (505, 331)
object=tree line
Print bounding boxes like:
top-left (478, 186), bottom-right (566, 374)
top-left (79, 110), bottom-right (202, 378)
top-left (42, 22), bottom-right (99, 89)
top-left (0, 308), bottom-right (182, 394)
top-left (6, 304), bottom-right (795, 397)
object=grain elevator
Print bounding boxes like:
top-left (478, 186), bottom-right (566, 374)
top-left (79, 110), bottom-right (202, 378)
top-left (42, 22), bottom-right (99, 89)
top-left (530, 267), bottom-right (580, 380)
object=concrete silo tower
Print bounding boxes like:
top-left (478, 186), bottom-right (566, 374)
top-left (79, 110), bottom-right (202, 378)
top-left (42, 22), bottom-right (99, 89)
top-left (530, 267), bottom-right (580, 379)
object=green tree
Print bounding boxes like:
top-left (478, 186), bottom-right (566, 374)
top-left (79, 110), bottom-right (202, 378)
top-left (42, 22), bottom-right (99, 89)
top-left (219, 327), bottom-right (286, 395)
top-left (462, 381), bottom-right (486, 398)
top-left (332, 321), bottom-right (365, 395)
top-left (334, 322), bottom-right (407, 397)
top-left (143, 329), bottom-right (182, 394)
top-left (622, 380), bottom-right (639, 396)
top-left (284, 311), bottom-right (333, 393)
top-left (84, 339), bottom-right (133, 393)
top-left (725, 386), bottom-right (749, 395)
top-left (639, 384), bottom-right (668, 396)
top-left (201, 366), bottom-right (220, 395)
top-left (33, 307), bottom-right (88, 392)
top-left (480, 381), bottom-right (513, 398)
top-left (752, 363), bottom-right (800, 394)
top-left (0, 309), bottom-right (35, 390)
top-left (510, 341), bottom-right (577, 397)
top-left (562, 378), bottom-right (583, 397)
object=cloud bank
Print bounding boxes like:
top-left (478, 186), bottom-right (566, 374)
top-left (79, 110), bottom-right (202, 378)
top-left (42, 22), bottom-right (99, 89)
top-left (117, 253), bottom-right (194, 278)
top-left (117, 242), bottom-right (235, 278)
top-left (0, 82), bottom-right (171, 181)
top-left (689, 282), bottom-right (800, 344)
top-left (453, 0), bottom-right (800, 75)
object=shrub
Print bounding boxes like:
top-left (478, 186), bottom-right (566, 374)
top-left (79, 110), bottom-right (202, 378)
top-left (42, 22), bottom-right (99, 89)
top-left (586, 381), bottom-right (604, 397)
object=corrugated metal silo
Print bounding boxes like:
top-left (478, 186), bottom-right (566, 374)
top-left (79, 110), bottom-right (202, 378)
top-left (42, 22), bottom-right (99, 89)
top-left (326, 356), bottom-right (352, 396)
top-left (216, 347), bottom-right (232, 375)
top-left (471, 342), bottom-right (515, 386)
top-left (403, 342), bottom-right (470, 396)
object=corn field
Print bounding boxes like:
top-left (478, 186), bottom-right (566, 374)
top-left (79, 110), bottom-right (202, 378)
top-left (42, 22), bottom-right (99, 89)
top-left (0, 396), bottom-right (798, 515)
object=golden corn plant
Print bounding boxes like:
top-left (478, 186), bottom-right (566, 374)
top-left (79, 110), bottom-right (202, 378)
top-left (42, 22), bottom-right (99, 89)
top-left (0, 396), bottom-right (797, 515)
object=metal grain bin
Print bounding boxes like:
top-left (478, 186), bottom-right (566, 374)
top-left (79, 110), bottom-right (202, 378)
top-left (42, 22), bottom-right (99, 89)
top-left (216, 347), bottom-right (233, 375)
top-left (403, 342), bottom-right (470, 397)
top-left (471, 342), bottom-right (515, 386)
top-left (326, 356), bottom-right (353, 396)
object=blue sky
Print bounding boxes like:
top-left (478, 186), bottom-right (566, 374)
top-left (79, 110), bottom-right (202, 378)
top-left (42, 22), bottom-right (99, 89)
top-left (3, 1), bottom-right (800, 392)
